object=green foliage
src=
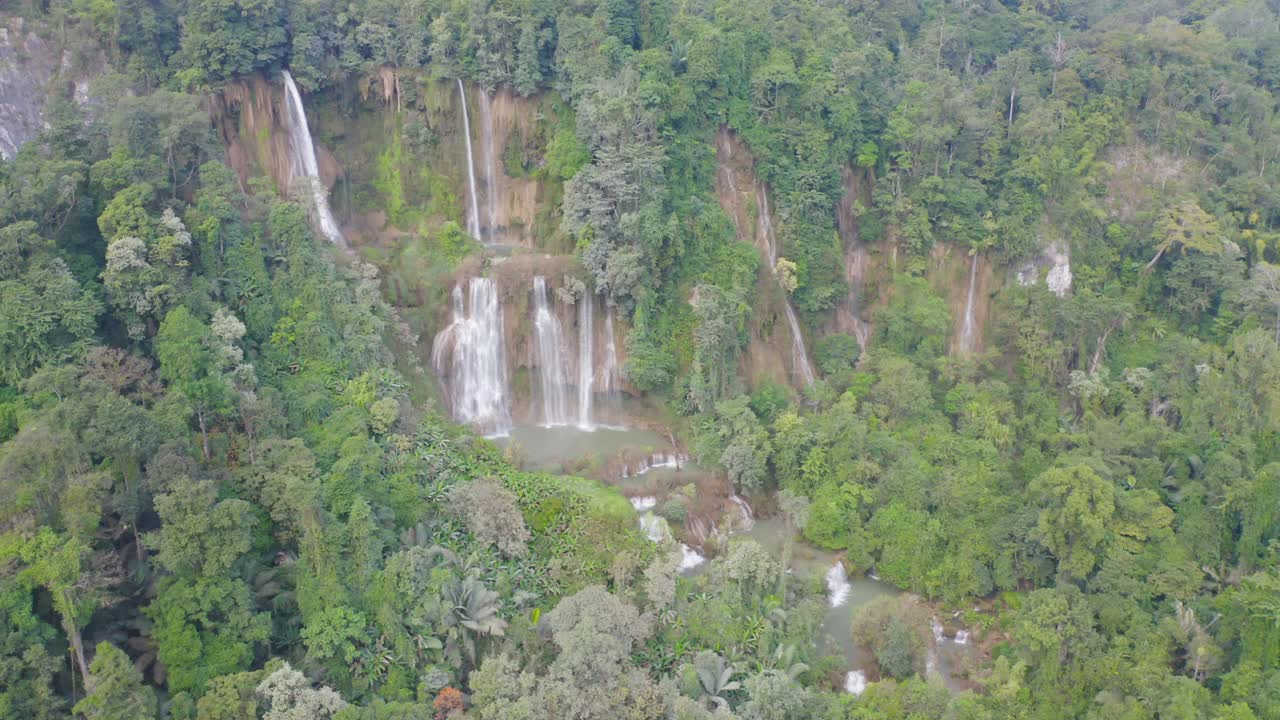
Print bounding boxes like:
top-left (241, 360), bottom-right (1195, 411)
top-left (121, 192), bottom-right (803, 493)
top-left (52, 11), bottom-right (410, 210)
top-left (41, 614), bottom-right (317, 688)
top-left (73, 643), bottom-right (157, 720)
top-left (145, 577), bottom-right (271, 695)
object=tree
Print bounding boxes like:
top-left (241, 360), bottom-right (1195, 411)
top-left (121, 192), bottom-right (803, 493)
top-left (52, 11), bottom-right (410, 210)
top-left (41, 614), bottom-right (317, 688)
top-left (256, 663), bottom-right (346, 720)
top-left (1029, 465), bottom-right (1116, 579)
top-left (156, 306), bottom-right (236, 459)
top-left (1146, 200), bottom-right (1229, 271)
top-left (448, 478), bottom-right (531, 558)
top-left (148, 475), bottom-right (256, 577)
top-left (691, 651), bottom-right (741, 710)
top-left (174, 0), bottom-right (287, 88)
top-left (145, 577), bottom-right (271, 695)
top-left (852, 595), bottom-right (931, 680)
top-left (73, 643), bottom-right (157, 720)
top-left (1, 528), bottom-right (103, 687)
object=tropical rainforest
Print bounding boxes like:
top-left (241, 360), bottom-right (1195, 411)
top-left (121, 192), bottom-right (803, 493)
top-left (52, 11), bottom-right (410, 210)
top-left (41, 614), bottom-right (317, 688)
top-left (2, 0), bottom-right (1280, 718)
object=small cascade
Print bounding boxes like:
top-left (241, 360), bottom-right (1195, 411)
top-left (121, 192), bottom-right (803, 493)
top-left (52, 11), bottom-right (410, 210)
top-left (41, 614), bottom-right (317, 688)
top-left (478, 89), bottom-right (500, 243)
top-left (280, 71), bottom-right (345, 249)
top-left (621, 452), bottom-right (687, 478)
top-left (844, 670), bottom-right (867, 695)
top-left (630, 496), bottom-right (705, 571)
top-left (431, 278), bottom-right (511, 436)
top-left (954, 630), bottom-right (970, 645)
top-left (576, 295), bottom-right (595, 430)
top-left (930, 617), bottom-right (946, 645)
top-left (729, 494), bottom-right (755, 531)
top-left (456, 79), bottom-right (483, 242)
top-left (826, 561), bottom-right (852, 608)
top-left (959, 254), bottom-right (980, 354)
top-left (756, 187), bottom-right (816, 387)
top-left (531, 277), bottom-right (570, 426)
top-left (782, 303), bottom-right (816, 387)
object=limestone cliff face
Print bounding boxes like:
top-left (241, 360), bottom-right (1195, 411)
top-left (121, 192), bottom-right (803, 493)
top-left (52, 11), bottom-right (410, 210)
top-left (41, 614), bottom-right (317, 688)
top-left (211, 70), bottom-right (560, 253)
top-left (0, 16), bottom-right (104, 159)
top-left (713, 126), bottom-right (812, 391)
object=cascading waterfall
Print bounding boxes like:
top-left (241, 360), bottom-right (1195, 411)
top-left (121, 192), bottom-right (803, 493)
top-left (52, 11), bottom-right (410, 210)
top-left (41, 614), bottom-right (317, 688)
top-left (959, 254), bottom-right (979, 354)
top-left (577, 295), bottom-right (595, 430)
top-left (478, 89), bottom-right (500, 244)
top-left (532, 277), bottom-right (570, 426)
top-left (431, 278), bottom-right (511, 436)
top-left (280, 71), bottom-right (346, 249)
top-left (630, 496), bottom-right (705, 571)
top-left (825, 561), bottom-right (852, 608)
top-left (456, 79), bottom-right (483, 242)
top-left (757, 188), bottom-right (816, 386)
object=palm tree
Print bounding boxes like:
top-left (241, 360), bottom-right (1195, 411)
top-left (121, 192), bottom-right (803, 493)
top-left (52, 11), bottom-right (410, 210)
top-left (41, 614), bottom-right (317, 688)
top-left (693, 651), bottom-right (740, 711)
top-left (442, 578), bottom-right (506, 671)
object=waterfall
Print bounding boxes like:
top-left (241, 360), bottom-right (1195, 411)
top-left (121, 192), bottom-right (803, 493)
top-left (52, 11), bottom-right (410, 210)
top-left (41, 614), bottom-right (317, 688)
top-left (959, 254), bottom-right (979, 354)
top-left (756, 187), bottom-right (815, 387)
top-left (782, 303), bottom-right (816, 387)
top-left (280, 71), bottom-right (345, 249)
top-left (456, 79), bottom-right (483, 242)
top-left (430, 278), bottom-right (511, 436)
top-left (577, 295), bottom-right (595, 430)
top-left (629, 496), bottom-right (706, 571)
top-left (532, 277), bottom-right (570, 426)
top-left (825, 561), bottom-right (852, 607)
top-left (844, 671), bottom-right (867, 695)
top-left (478, 89), bottom-right (500, 244)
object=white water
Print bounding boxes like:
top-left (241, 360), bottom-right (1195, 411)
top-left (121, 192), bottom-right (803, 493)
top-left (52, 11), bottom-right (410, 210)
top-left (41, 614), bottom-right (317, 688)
top-left (826, 561), bottom-right (852, 607)
top-left (280, 71), bottom-right (345, 249)
top-left (959, 254), bottom-right (979, 354)
top-left (532, 277), bottom-right (570, 426)
top-left (630, 496), bottom-right (705, 571)
top-left (456, 79), bottom-right (483, 242)
top-left (844, 670), bottom-right (867, 695)
top-left (622, 452), bottom-right (686, 478)
top-left (931, 616), bottom-right (946, 644)
top-left (756, 188), bottom-right (816, 387)
top-left (954, 630), bottom-right (970, 645)
top-left (478, 89), bottom-right (500, 243)
top-left (431, 279), bottom-right (511, 436)
top-left (577, 295), bottom-right (595, 429)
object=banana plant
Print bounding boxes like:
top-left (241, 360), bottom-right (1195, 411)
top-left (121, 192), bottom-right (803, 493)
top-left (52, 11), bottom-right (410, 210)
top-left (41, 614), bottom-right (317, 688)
top-left (693, 650), bottom-right (740, 711)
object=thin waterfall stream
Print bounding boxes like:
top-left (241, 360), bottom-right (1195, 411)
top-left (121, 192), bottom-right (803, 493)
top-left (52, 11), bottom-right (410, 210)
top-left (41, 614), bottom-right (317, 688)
top-left (456, 79), bottom-right (483, 242)
top-left (532, 277), bottom-right (570, 426)
top-left (280, 70), bottom-right (346, 249)
top-left (757, 188), bottom-right (816, 387)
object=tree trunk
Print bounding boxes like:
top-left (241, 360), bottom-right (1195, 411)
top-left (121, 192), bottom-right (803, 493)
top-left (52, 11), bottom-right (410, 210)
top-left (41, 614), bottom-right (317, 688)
top-left (67, 619), bottom-right (90, 689)
top-left (198, 409), bottom-right (211, 460)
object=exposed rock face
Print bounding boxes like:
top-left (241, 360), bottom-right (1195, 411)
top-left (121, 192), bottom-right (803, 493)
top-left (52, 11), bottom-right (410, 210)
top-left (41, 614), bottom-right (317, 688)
top-left (714, 126), bottom-right (814, 391)
top-left (0, 17), bottom-right (103, 159)
top-left (0, 20), bottom-right (54, 159)
top-left (834, 165), bottom-right (873, 350)
top-left (1015, 241), bottom-right (1072, 297)
top-left (211, 74), bottom-right (300, 194)
top-left (927, 244), bottom-right (994, 356)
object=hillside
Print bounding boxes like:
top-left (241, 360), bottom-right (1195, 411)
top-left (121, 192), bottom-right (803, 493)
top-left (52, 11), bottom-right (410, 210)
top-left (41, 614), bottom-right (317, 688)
top-left (1, 1), bottom-right (1279, 719)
